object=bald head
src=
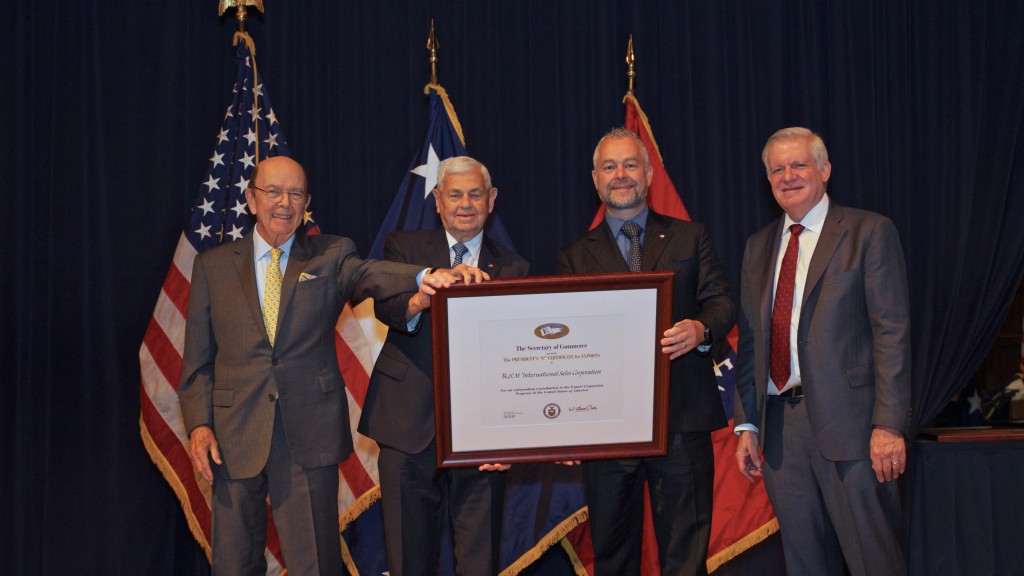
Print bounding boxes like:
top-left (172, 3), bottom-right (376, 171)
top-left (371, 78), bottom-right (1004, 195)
top-left (245, 156), bottom-right (311, 246)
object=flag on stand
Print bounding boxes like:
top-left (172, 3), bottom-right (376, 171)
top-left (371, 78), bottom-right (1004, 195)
top-left (572, 94), bottom-right (779, 574)
top-left (139, 32), bottom-right (305, 574)
top-left (368, 84), bottom-right (515, 259)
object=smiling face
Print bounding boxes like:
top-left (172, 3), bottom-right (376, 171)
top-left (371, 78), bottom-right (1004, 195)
top-left (592, 135), bottom-right (654, 220)
top-left (434, 167), bottom-right (496, 243)
top-left (765, 135), bottom-right (831, 222)
top-left (245, 156), bottom-right (310, 247)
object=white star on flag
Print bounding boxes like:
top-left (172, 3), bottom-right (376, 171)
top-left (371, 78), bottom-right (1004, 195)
top-left (195, 222), bottom-right (212, 240)
top-left (231, 199), bottom-right (249, 218)
top-left (198, 198), bottom-right (215, 216)
top-left (967, 390), bottom-right (982, 414)
top-left (411, 144), bottom-right (440, 198)
top-left (203, 175), bottom-right (219, 192)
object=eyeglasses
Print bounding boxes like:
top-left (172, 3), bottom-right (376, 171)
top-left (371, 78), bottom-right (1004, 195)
top-left (252, 186), bottom-right (307, 204)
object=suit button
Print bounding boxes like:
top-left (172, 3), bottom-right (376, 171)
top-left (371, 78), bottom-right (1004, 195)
top-left (272, 358), bottom-right (280, 366)
top-left (267, 393), bottom-right (278, 402)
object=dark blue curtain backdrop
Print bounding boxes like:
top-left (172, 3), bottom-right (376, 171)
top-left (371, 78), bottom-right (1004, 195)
top-left (3, 1), bottom-right (1023, 574)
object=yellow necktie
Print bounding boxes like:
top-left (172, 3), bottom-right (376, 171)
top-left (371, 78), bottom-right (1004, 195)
top-left (264, 247), bottom-right (283, 346)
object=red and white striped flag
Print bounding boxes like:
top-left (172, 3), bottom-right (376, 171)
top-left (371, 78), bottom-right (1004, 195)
top-left (139, 32), bottom-right (385, 574)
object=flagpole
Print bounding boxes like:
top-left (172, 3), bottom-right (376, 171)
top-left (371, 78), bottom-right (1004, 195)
top-left (626, 34), bottom-right (635, 97)
top-left (427, 20), bottom-right (439, 85)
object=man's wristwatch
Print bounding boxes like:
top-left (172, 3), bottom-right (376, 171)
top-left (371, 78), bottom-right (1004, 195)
top-left (696, 325), bottom-right (713, 353)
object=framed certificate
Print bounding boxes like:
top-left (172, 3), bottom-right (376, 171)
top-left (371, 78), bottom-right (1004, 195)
top-left (431, 271), bottom-right (674, 467)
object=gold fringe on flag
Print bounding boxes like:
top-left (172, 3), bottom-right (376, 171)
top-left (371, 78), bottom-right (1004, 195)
top-left (139, 416), bottom-right (213, 561)
top-left (337, 485), bottom-right (383, 576)
top-left (560, 537), bottom-right (590, 576)
top-left (498, 506), bottom-right (590, 576)
top-left (622, 93), bottom-right (665, 164)
top-left (423, 83), bottom-right (466, 148)
top-left (705, 517), bottom-right (780, 573)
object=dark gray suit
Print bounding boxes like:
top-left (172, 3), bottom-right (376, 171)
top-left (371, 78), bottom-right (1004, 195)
top-left (359, 228), bottom-right (529, 576)
top-left (734, 201), bottom-right (911, 576)
top-left (179, 231), bottom-right (421, 576)
top-left (558, 210), bottom-right (734, 576)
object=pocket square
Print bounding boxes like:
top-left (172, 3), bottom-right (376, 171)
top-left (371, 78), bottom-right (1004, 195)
top-left (298, 272), bottom-right (319, 282)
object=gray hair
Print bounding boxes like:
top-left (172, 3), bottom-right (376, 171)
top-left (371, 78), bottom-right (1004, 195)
top-left (436, 156), bottom-right (492, 190)
top-left (592, 127), bottom-right (650, 169)
top-left (761, 127), bottom-right (829, 176)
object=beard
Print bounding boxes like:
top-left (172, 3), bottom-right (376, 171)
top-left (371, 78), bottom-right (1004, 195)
top-left (602, 178), bottom-right (648, 210)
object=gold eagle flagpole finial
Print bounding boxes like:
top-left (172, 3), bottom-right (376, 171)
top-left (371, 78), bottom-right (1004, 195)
top-left (219, 0), bottom-right (264, 32)
top-left (427, 19), bottom-right (440, 85)
top-left (626, 34), bottom-right (636, 96)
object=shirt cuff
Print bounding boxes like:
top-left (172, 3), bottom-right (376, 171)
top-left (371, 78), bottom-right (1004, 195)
top-left (406, 312), bottom-right (423, 332)
top-left (734, 423), bottom-right (759, 436)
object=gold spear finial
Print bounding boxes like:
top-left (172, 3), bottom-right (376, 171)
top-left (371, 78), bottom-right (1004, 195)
top-left (427, 20), bottom-right (440, 85)
top-left (219, 0), bottom-right (265, 32)
top-left (626, 34), bottom-right (636, 96)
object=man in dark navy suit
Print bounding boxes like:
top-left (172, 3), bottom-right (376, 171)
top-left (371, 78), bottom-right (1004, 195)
top-left (359, 156), bottom-right (530, 576)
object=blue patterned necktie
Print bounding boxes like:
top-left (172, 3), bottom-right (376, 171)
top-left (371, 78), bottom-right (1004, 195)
top-left (452, 242), bottom-right (469, 265)
top-left (621, 222), bottom-right (643, 272)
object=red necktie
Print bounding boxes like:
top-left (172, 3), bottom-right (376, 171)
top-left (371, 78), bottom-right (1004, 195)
top-left (770, 224), bottom-right (805, 391)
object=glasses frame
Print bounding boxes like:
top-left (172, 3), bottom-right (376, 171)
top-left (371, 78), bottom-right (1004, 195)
top-left (251, 185), bottom-right (308, 204)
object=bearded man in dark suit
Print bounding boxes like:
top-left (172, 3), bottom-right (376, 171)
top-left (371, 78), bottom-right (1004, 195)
top-left (557, 128), bottom-right (735, 575)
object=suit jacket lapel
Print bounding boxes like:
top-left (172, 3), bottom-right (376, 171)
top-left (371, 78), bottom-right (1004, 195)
top-left (641, 212), bottom-right (673, 270)
top-left (427, 228), bottom-right (452, 268)
top-left (233, 234), bottom-right (269, 341)
top-left (802, 203), bottom-right (846, 304)
top-left (585, 223), bottom-right (630, 273)
top-left (759, 220), bottom-right (786, 341)
top-left (276, 234), bottom-right (311, 339)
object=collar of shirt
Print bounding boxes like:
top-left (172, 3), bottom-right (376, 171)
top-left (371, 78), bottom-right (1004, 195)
top-left (444, 230), bottom-right (484, 267)
top-left (605, 205), bottom-right (650, 261)
top-left (253, 232), bottom-right (297, 303)
top-left (782, 193), bottom-right (829, 237)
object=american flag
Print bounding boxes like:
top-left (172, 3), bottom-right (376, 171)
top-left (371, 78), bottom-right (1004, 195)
top-left (139, 32), bottom-right (348, 574)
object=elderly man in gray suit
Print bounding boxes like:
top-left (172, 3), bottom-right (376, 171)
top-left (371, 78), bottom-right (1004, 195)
top-left (734, 127), bottom-right (911, 576)
top-left (178, 155), bottom-right (484, 576)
